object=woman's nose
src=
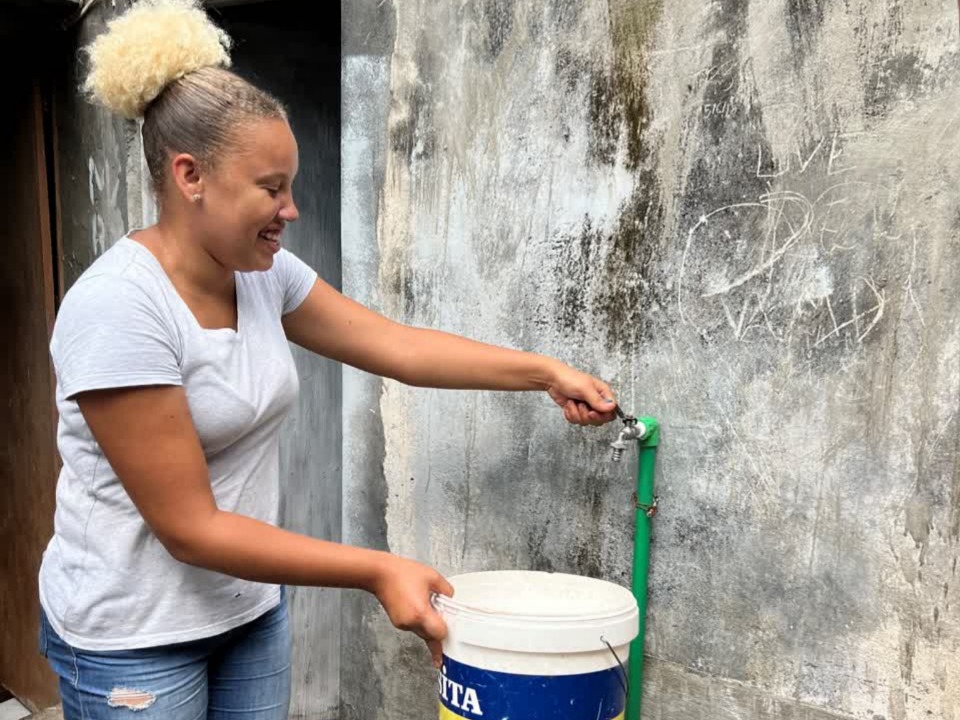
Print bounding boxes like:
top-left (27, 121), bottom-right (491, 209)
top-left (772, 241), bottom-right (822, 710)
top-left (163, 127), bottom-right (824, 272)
top-left (280, 198), bottom-right (299, 222)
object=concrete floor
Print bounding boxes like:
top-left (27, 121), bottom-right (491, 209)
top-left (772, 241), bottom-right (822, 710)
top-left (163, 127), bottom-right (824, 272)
top-left (0, 698), bottom-right (29, 720)
top-left (26, 707), bottom-right (61, 720)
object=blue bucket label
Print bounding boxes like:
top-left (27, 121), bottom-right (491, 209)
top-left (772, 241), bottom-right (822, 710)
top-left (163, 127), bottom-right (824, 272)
top-left (438, 655), bottom-right (625, 720)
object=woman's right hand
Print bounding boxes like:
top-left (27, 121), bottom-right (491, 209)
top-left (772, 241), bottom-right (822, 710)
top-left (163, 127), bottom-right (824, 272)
top-left (370, 554), bottom-right (454, 668)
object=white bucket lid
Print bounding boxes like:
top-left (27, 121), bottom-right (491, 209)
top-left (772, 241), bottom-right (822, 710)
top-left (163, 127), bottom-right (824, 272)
top-left (435, 570), bottom-right (639, 654)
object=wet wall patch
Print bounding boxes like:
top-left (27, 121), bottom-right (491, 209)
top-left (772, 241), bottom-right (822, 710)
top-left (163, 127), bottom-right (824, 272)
top-left (587, 0), bottom-right (664, 169)
top-left (784, 0), bottom-right (825, 63)
top-left (593, 175), bottom-right (668, 352)
top-left (480, 0), bottom-right (517, 59)
top-left (390, 41), bottom-right (438, 164)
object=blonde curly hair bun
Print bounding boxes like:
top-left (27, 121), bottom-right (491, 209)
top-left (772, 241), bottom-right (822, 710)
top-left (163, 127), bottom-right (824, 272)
top-left (83, 0), bottom-right (233, 119)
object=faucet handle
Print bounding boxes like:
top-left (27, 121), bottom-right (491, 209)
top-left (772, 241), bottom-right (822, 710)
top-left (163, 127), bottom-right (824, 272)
top-left (602, 397), bottom-right (635, 424)
top-left (614, 405), bottom-right (637, 426)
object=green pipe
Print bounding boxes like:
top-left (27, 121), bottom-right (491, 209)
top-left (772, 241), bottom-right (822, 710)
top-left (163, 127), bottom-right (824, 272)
top-left (626, 417), bottom-right (659, 720)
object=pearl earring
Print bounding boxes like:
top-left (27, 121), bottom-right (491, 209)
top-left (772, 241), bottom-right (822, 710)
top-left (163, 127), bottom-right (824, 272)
top-left (191, 193), bottom-right (201, 202)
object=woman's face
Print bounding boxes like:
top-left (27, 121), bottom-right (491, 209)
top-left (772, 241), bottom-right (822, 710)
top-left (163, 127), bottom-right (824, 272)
top-left (193, 117), bottom-right (300, 272)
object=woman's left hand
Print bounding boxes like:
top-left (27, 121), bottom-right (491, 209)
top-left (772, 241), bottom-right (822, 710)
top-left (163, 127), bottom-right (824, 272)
top-left (545, 363), bottom-right (620, 426)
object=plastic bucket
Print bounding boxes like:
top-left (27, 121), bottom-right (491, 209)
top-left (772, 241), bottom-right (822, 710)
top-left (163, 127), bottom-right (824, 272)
top-left (433, 570), bottom-right (639, 720)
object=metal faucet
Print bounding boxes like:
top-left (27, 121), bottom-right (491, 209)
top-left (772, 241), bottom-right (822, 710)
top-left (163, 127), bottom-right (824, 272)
top-left (609, 405), bottom-right (647, 461)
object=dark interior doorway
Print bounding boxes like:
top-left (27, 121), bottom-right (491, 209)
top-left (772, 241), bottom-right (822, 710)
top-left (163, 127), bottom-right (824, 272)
top-left (0, 1), bottom-right (70, 711)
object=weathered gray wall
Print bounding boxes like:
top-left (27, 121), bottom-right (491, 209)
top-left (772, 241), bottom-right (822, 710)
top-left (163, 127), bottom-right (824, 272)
top-left (57, 2), bottom-right (342, 718)
top-left (339, 3), bottom-right (396, 719)
top-left (57, 1), bottom-right (136, 293)
top-left (340, 2), bottom-right (960, 719)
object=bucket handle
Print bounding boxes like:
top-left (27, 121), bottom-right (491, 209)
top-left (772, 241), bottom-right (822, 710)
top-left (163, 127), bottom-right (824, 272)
top-left (601, 636), bottom-right (629, 698)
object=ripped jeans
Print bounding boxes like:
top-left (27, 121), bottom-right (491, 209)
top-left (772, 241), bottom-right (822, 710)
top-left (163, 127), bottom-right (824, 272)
top-left (38, 587), bottom-right (291, 720)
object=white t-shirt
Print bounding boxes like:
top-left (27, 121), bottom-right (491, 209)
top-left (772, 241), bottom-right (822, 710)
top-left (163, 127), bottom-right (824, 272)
top-left (39, 235), bottom-right (318, 651)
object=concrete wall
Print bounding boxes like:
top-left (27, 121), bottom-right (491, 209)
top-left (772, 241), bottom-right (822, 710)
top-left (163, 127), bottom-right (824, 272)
top-left (340, 1), bottom-right (960, 719)
top-left (57, 3), bottom-right (341, 718)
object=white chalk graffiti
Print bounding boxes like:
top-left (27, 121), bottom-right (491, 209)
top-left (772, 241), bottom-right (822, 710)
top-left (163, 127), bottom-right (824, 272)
top-left (756, 129), bottom-right (861, 179)
top-left (676, 129), bottom-right (915, 348)
top-left (88, 155), bottom-right (121, 257)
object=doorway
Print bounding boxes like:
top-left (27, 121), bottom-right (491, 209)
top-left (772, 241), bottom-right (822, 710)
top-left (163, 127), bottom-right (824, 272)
top-left (0, 2), bottom-right (67, 712)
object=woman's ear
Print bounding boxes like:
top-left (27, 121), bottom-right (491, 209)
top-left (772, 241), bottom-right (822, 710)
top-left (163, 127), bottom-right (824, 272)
top-left (170, 152), bottom-right (204, 204)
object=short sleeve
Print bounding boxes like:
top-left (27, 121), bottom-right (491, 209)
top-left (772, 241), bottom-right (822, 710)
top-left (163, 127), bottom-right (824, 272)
top-left (50, 275), bottom-right (183, 401)
top-left (273, 248), bottom-right (318, 315)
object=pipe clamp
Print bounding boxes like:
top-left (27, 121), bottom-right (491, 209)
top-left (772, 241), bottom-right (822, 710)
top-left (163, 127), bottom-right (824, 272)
top-left (632, 493), bottom-right (659, 517)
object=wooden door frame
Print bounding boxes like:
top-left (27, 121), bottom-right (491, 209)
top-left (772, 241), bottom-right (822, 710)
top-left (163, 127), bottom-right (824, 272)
top-left (0, 5), bottom-right (67, 710)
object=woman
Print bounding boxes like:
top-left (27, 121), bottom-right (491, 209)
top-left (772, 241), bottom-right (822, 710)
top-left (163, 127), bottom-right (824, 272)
top-left (38, 1), bottom-right (620, 717)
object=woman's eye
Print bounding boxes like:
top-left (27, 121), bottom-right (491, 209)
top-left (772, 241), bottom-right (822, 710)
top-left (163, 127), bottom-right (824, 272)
top-left (265, 187), bottom-right (280, 197)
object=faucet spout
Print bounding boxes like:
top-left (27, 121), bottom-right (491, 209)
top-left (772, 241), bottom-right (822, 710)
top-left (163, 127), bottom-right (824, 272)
top-left (610, 419), bottom-right (645, 461)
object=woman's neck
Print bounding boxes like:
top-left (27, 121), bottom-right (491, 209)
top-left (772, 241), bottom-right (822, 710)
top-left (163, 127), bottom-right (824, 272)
top-left (133, 216), bottom-right (235, 301)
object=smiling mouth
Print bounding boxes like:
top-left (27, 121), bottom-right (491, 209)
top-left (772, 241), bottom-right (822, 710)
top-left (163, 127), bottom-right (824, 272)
top-left (259, 229), bottom-right (282, 243)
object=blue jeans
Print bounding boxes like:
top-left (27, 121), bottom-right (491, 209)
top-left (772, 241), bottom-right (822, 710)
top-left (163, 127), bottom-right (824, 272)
top-left (39, 587), bottom-right (291, 719)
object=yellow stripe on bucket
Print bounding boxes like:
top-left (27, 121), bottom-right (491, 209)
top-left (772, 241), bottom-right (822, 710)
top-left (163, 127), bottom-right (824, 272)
top-left (438, 703), bottom-right (469, 720)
